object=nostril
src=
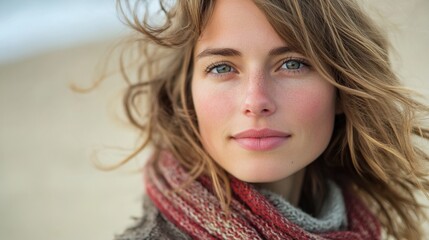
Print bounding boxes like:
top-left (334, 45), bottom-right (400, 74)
top-left (241, 91), bottom-right (277, 117)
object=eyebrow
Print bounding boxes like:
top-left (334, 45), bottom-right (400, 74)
top-left (196, 46), bottom-right (296, 60)
top-left (196, 48), bottom-right (241, 59)
top-left (268, 46), bottom-right (296, 56)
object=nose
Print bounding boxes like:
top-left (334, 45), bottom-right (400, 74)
top-left (241, 72), bottom-right (276, 117)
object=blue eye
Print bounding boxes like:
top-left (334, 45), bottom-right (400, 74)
top-left (281, 59), bottom-right (305, 70)
top-left (208, 64), bottom-right (234, 74)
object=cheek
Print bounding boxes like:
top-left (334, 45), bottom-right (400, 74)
top-left (192, 80), bottom-right (234, 140)
top-left (288, 85), bottom-right (336, 128)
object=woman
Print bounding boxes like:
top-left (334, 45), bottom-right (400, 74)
top-left (112, 0), bottom-right (429, 239)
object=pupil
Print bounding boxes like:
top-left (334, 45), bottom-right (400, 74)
top-left (287, 61), bottom-right (300, 69)
top-left (217, 65), bottom-right (230, 73)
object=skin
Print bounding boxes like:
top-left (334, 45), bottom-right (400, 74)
top-left (191, 0), bottom-right (338, 205)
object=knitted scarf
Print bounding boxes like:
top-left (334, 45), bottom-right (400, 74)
top-left (145, 152), bottom-right (381, 240)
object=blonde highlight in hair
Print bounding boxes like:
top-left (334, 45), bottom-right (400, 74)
top-left (113, 0), bottom-right (429, 238)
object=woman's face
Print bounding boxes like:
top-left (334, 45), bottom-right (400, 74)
top-left (191, 0), bottom-right (338, 183)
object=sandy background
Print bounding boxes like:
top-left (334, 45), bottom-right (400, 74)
top-left (0, 1), bottom-right (428, 239)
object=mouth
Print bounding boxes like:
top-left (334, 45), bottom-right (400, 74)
top-left (231, 128), bottom-right (291, 151)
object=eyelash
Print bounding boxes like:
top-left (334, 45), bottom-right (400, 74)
top-left (203, 57), bottom-right (311, 75)
top-left (278, 57), bottom-right (310, 73)
top-left (204, 61), bottom-right (235, 74)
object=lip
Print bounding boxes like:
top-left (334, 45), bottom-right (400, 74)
top-left (231, 128), bottom-right (291, 151)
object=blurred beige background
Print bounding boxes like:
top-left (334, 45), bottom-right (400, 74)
top-left (0, 1), bottom-right (428, 240)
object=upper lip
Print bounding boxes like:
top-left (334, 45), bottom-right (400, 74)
top-left (231, 128), bottom-right (291, 139)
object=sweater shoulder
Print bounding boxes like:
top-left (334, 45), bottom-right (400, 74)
top-left (113, 196), bottom-right (190, 240)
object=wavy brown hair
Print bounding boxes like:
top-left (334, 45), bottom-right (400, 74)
top-left (110, 0), bottom-right (429, 238)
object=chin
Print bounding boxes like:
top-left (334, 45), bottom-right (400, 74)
top-left (240, 176), bottom-right (287, 184)
top-left (230, 166), bottom-right (295, 184)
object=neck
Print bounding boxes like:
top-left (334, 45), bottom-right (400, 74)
top-left (254, 168), bottom-right (305, 207)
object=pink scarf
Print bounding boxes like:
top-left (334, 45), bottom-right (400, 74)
top-left (145, 152), bottom-right (381, 240)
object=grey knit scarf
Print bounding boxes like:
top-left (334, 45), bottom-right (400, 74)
top-left (258, 180), bottom-right (347, 233)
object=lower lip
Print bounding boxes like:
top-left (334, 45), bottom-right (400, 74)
top-left (232, 137), bottom-right (288, 151)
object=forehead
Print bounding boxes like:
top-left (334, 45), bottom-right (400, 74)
top-left (195, 0), bottom-right (286, 53)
